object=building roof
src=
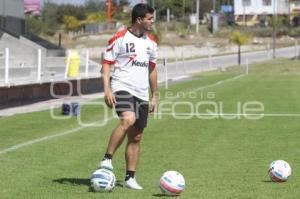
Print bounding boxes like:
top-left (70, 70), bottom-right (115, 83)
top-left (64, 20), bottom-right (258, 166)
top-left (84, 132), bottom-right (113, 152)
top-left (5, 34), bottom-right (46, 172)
top-left (24, 0), bottom-right (41, 14)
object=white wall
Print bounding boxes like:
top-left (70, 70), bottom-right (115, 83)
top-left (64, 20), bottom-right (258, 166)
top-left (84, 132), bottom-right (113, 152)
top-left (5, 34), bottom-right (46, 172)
top-left (234, 0), bottom-right (289, 15)
top-left (0, 0), bottom-right (24, 19)
top-left (0, 33), bottom-right (38, 67)
top-left (291, 0), bottom-right (300, 12)
top-left (277, 0), bottom-right (289, 14)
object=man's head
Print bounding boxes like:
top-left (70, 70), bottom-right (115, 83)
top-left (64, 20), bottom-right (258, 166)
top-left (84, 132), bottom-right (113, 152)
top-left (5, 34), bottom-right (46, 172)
top-left (131, 3), bottom-right (155, 31)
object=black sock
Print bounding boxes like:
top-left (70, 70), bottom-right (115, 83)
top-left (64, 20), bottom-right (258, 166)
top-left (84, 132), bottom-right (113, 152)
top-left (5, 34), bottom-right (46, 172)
top-left (103, 153), bottom-right (113, 160)
top-left (125, 170), bottom-right (135, 181)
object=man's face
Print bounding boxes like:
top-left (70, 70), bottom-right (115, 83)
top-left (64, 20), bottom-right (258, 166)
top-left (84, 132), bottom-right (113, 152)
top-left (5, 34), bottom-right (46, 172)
top-left (140, 13), bottom-right (154, 31)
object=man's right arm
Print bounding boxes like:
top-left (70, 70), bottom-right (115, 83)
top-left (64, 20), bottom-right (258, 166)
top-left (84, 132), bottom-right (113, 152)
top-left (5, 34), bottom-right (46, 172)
top-left (101, 63), bottom-right (116, 108)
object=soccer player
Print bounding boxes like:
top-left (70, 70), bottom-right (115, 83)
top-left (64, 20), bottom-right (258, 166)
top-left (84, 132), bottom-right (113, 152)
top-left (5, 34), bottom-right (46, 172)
top-left (99, 3), bottom-right (157, 190)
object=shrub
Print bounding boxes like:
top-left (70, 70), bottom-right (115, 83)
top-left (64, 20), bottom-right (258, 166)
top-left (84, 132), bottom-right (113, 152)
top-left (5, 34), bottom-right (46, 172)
top-left (150, 25), bottom-right (162, 44)
top-left (26, 15), bottom-right (44, 34)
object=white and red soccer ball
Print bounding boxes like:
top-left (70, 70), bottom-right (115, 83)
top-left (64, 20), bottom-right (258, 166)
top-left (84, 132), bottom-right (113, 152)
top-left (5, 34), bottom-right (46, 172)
top-left (268, 160), bottom-right (292, 182)
top-left (159, 170), bottom-right (185, 196)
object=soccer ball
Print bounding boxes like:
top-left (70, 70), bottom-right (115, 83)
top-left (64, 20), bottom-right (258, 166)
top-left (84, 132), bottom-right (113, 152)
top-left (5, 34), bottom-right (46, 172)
top-left (90, 169), bottom-right (116, 192)
top-left (268, 160), bottom-right (292, 182)
top-left (159, 170), bottom-right (185, 196)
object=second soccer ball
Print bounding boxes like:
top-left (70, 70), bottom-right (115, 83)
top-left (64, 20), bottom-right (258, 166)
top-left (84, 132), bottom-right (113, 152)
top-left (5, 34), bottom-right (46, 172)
top-left (159, 170), bottom-right (185, 196)
top-left (268, 160), bottom-right (292, 182)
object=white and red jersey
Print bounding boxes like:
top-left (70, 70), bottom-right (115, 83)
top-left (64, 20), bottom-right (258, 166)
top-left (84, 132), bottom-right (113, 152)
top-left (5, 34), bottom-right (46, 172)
top-left (103, 28), bottom-right (158, 101)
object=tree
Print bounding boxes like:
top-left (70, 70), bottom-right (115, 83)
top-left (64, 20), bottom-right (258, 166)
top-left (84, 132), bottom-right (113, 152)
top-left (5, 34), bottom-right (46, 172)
top-left (56, 4), bottom-right (86, 23)
top-left (85, 0), bottom-right (105, 13)
top-left (26, 15), bottom-right (45, 34)
top-left (85, 13), bottom-right (106, 23)
top-left (154, 0), bottom-right (194, 21)
top-left (41, 3), bottom-right (60, 35)
top-left (230, 31), bottom-right (251, 65)
top-left (152, 0), bottom-right (219, 21)
top-left (114, 0), bottom-right (129, 6)
top-left (63, 16), bottom-right (81, 32)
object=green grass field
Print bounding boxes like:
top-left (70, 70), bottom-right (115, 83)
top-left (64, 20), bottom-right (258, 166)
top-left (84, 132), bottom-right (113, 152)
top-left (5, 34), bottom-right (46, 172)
top-left (1, 59), bottom-right (300, 199)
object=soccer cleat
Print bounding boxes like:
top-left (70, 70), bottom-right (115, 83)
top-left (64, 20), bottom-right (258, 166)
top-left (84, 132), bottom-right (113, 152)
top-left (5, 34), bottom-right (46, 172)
top-left (124, 177), bottom-right (143, 190)
top-left (98, 159), bottom-right (113, 170)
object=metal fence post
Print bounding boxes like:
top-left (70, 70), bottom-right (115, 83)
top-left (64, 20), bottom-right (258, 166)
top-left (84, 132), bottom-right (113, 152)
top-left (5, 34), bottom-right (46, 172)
top-left (164, 56), bottom-right (168, 90)
top-left (85, 49), bottom-right (89, 77)
top-left (245, 58), bottom-right (249, 75)
top-left (181, 51), bottom-right (186, 75)
top-left (37, 49), bottom-right (42, 82)
top-left (5, 48), bottom-right (9, 84)
top-left (64, 50), bottom-right (70, 79)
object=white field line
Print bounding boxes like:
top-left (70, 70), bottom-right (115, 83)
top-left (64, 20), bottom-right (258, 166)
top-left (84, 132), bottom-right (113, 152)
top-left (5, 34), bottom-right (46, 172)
top-left (154, 112), bottom-right (300, 117)
top-left (0, 118), bottom-right (113, 155)
top-left (0, 74), bottom-right (246, 155)
top-left (193, 74), bottom-right (244, 91)
top-left (166, 74), bottom-right (245, 101)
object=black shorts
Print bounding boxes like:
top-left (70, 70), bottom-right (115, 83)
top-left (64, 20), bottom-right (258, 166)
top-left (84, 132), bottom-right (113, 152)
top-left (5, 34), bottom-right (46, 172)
top-left (115, 91), bottom-right (149, 130)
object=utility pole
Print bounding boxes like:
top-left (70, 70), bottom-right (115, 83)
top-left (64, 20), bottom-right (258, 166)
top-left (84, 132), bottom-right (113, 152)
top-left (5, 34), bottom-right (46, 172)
top-left (243, 5), bottom-right (246, 27)
top-left (107, 0), bottom-right (112, 23)
top-left (213, 0), bottom-right (216, 11)
top-left (288, 0), bottom-right (291, 29)
top-left (167, 8), bottom-right (170, 23)
top-left (2, 0), bottom-right (5, 29)
top-left (97, 0), bottom-right (100, 16)
top-left (152, 0), bottom-right (156, 20)
top-left (166, 7), bottom-right (170, 32)
top-left (182, 0), bottom-right (185, 21)
top-left (272, 0), bottom-right (277, 59)
top-left (196, 0), bottom-right (200, 33)
top-left (151, 0), bottom-right (155, 7)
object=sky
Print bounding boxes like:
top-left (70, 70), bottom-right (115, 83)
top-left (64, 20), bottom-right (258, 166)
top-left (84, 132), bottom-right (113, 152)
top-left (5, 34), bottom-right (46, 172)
top-left (42, 0), bottom-right (90, 5)
top-left (42, 0), bottom-right (148, 6)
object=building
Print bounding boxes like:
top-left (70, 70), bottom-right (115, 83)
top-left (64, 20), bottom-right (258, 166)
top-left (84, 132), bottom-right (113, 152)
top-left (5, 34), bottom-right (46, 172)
top-left (0, 0), bottom-right (25, 35)
top-left (234, 0), bottom-right (290, 26)
top-left (0, 0), bottom-right (65, 83)
top-left (24, 0), bottom-right (41, 15)
top-left (290, 0), bottom-right (300, 26)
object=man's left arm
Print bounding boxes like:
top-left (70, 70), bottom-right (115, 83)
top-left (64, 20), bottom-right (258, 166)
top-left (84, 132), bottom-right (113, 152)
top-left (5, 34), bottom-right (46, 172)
top-left (149, 66), bottom-right (158, 113)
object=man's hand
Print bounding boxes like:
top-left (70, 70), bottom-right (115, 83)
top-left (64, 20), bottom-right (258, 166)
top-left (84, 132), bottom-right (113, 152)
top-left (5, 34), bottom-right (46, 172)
top-left (104, 90), bottom-right (116, 108)
top-left (148, 66), bottom-right (157, 114)
top-left (149, 96), bottom-right (157, 114)
top-left (101, 63), bottom-right (115, 108)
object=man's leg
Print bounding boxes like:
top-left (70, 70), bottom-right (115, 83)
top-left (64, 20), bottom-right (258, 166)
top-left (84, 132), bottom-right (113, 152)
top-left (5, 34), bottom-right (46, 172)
top-left (99, 111), bottom-right (135, 170)
top-left (123, 126), bottom-right (144, 190)
top-left (126, 126), bottom-right (143, 172)
top-left (106, 112), bottom-right (136, 155)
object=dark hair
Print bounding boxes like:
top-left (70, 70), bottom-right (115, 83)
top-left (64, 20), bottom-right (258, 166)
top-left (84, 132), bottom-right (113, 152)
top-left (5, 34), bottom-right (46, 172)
top-left (131, 3), bottom-right (154, 24)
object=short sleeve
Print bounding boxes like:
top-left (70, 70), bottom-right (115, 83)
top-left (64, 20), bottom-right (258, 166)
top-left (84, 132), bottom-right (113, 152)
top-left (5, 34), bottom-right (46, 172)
top-left (103, 36), bottom-right (120, 65)
top-left (149, 42), bottom-right (157, 68)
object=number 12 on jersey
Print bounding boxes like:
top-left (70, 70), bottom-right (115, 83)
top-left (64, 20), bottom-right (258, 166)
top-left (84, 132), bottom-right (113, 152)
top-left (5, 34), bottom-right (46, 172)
top-left (126, 43), bottom-right (135, 53)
